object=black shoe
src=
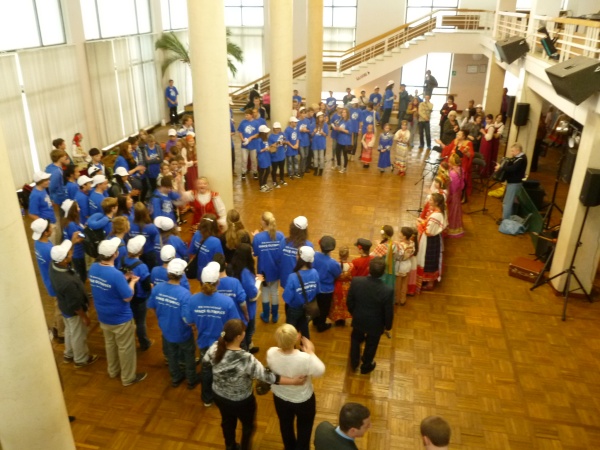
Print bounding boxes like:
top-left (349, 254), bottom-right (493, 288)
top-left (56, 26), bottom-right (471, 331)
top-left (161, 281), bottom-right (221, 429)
top-left (123, 372), bottom-right (148, 386)
top-left (360, 362), bottom-right (376, 374)
top-left (318, 169), bottom-right (323, 176)
top-left (317, 323), bottom-right (332, 332)
top-left (75, 354), bottom-right (99, 368)
top-left (69, 416), bottom-right (76, 423)
top-left (335, 320), bottom-right (346, 327)
top-left (187, 380), bottom-right (199, 390)
top-left (172, 377), bottom-right (185, 388)
top-left (253, 172), bottom-right (258, 180)
top-left (52, 328), bottom-right (65, 344)
top-left (249, 346), bottom-right (260, 354)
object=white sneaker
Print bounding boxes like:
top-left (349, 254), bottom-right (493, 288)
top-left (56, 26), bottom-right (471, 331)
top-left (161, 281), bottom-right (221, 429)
top-left (275, 183), bottom-right (281, 189)
top-left (331, 165), bottom-right (339, 171)
top-left (339, 168), bottom-right (346, 173)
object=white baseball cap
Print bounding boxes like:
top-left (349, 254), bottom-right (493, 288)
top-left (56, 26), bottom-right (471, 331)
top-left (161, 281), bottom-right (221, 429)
top-left (154, 216), bottom-right (175, 231)
top-left (167, 129), bottom-right (177, 136)
top-left (168, 258), bottom-right (187, 276)
top-left (316, 112), bottom-right (323, 117)
top-left (87, 166), bottom-right (101, 177)
top-left (273, 122), bottom-right (282, 129)
top-left (289, 117), bottom-right (299, 123)
top-left (386, 80), bottom-right (394, 86)
top-left (127, 235), bottom-right (146, 254)
top-left (293, 216), bottom-right (308, 230)
top-left (114, 167), bottom-right (129, 177)
top-left (160, 244), bottom-right (176, 262)
top-left (91, 174), bottom-right (107, 187)
top-left (98, 237), bottom-right (121, 257)
top-left (31, 218), bottom-right (49, 241)
top-left (33, 171), bottom-right (51, 183)
top-left (201, 261), bottom-right (221, 283)
top-left (258, 125), bottom-right (270, 133)
top-left (77, 175), bottom-right (93, 187)
top-left (298, 246), bottom-right (315, 263)
top-left (51, 240), bottom-right (72, 263)
top-left (61, 199), bottom-right (75, 217)
top-left (350, 98), bottom-right (359, 104)
top-left (374, 86), bottom-right (380, 90)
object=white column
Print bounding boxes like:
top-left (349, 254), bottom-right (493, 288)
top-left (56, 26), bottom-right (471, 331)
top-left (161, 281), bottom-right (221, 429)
top-left (0, 122), bottom-right (75, 448)
top-left (149, 0), bottom-right (168, 124)
top-left (61, 0), bottom-right (100, 146)
top-left (187, 0), bottom-right (233, 208)
top-left (269, 0), bottom-right (294, 125)
top-left (306, 0), bottom-right (324, 108)
top-left (482, 54), bottom-right (505, 117)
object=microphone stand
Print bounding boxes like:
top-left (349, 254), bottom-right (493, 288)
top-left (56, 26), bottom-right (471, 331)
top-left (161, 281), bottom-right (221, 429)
top-left (406, 159), bottom-right (440, 215)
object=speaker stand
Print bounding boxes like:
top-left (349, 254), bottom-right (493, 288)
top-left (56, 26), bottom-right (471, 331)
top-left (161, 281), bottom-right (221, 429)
top-left (541, 147), bottom-right (566, 229)
top-left (468, 176), bottom-right (499, 219)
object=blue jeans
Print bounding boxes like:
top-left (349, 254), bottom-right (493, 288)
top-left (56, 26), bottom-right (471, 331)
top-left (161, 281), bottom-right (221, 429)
top-left (286, 155), bottom-right (298, 176)
top-left (200, 346), bottom-right (214, 404)
top-left (285, 305), bottom-right (310, 339)
top-left (313, 149), bottom-right (325, 169)
top-left (130, 298), bottom-right (151, 350)
top-left (163, 335), bottom-right (198, 385)
top-left (243, 317), bottom-right (256, 350)
top-left (418, 121), bottom-right (431, 148)
top-left (299, 146), bottom-right (309, 173)
top-left (503, 182), bottom-right (522, 220)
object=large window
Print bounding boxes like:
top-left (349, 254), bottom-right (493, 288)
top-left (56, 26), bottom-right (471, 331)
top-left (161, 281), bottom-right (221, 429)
top-left (225, 0), bottom-right (264, 27)
top-left (0, 0), bottom-right (65, 52)
top-left (80, 0), bottom-right (151, 40)
top-left (161, 0), bottom-right (188, 30)
top-left (324, 0), bottom-right (357, 51)
top-left (400, 53), bottom-right (453, 107)
top-left (406, 0), bottom-right (458, 24)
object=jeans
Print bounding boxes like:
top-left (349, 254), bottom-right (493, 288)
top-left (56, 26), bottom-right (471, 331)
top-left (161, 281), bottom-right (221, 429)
top-left (382, 108), bottom-right (392, 126)
top-left (312, 292), bottom-right (333, 330)
top-left (72, 257), bottom-right (87, 283)
top-left (271, 160), bottom-right (285, 183)
top-left (163, 335), bottom-right (198, 385)
top-left (214, 393), bottom-right (257, 450)
top-left (241, 149), bottom-right (257, 174)
top-left (286, 305), bottom-right (310, 339)
top-left (286, 155), bottom-right (299, 176)
top-left (169, 106), bottom-right (177, 124)
top-left (336, 145), bottom-right (350, 168)
top-left (273, 394), bottom-right (316, 450)
top-left (258, 166), bottom-right (270, 186)
top-left (299, 146), bottom-right (309, 174)
top-left (243, 317), bottom-right (256, 350)
top-left (418, 121), bottom-right (431, 149)
top-left (503, 182), bottom-right (522, 220)
top-left (350, 328), bottom-right (381, 370)
top-left (63, 315), bottom-right (89, 364)
top-left (262, 281), bottom-right (279, 305)
top-left (130, 298), bottom-right (152, 350)
top-left (313, 149), bottom-right (325, 170)
top-left (200, 346), bottom-right (214, 404)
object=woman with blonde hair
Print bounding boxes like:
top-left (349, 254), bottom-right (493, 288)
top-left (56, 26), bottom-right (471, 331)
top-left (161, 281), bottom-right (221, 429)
top-left (267, 324), bottom-right (325, 450)
top-left (220, 209), bottom-right (251, 263)
top-left (253, 211), bottom-right (285, 323)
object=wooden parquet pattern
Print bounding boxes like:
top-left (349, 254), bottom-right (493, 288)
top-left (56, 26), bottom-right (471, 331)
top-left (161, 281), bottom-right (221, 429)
top-left (30, 131), bottom-right (600, 449)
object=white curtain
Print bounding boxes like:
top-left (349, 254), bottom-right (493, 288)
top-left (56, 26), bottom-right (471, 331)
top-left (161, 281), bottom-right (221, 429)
top-left (324, 28), bottom-right (355, 51)
top-left (228, 27), bottom-right (264, 86)
top-left (0, 55), bottom-right (35, 189)
top-left (114, 38), bottom-right (138, 136)
top-left (19, 45), bottom-right (88, 169)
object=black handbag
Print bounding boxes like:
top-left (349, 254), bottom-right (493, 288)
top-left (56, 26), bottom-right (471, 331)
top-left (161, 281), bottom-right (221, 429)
top-left (297, 272), bottom-right (320, 321)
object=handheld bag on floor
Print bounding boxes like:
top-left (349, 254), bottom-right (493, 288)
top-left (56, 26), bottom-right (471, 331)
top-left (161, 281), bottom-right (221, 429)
top-left (297, 272), bottom-right (320, 321)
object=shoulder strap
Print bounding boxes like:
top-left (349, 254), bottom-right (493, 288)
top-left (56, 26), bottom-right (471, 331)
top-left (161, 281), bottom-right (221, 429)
top-left (296, 272), bottom-right (309, 303)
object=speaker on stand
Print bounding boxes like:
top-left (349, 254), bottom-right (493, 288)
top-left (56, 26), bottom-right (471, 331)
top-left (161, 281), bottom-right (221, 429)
top-left (513, 103), bottom-right (530, 140)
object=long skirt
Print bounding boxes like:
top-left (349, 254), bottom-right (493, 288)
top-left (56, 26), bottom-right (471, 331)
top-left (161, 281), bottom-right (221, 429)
top-left (394, 143), bottom-right (409, 174)
top-left (378, 149), bottom-right (391, 170)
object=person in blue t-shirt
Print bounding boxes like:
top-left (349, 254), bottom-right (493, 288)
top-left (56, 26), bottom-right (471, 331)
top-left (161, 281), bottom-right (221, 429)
top-left (64, 166), bottom-right (80, 200)
top-left (130, 201), bottom-right (160, 270)
top-left (237, 109), bottom-right (259, 180)
top-left (311, 112), bottom-right (329, 176)
top-left (325, 91), bottom-right (337, 117)
top-left (61, 199), bottom-right (87, 283)
top-left (297, 108), bottom-right (312, 176)
top-left (382, 80), bottom-right (396, 127)
top-left (278, 216), bottom-right (313, 288)
top-left (182, 262), bottom-right (240, 405)
top-left (154, 216), bottom-right (189, 260)
top-left (332, 108), bottom-right (352, 173)
top-left (257, 125), bottom-right (273, 192)
top-left (143, 134), bottom-right (164, 192)
top-left (252, 211), bottom-right (285, 323)
top-left (369, 86), bottom-right (382, 111)
top-left (348, 99), bottom-right (361, 158)
top-left (89, 175), bottom-right (109, 215)
top-left (151, 244), bottom-right (191, 290)
top-left (360, 103), bottom-right (381, 135)
top-left (46, 149), bottom-right (69, 208)
top-left (268, 122), bottom-right (287, 187)
top-left (29, 171), bottom-right (56, 233)
top-left (87, 196), bottom-right (118, 237)
top-left (284, 117), bottom-right (300, 178)
top-left (149, 175), bottom-right (186, 222)
top-left (165, 79), bottom-right (179, 125)
top-left (74, 175), bottom-right (93, 225)
top-left (148, 258), bottom-right (198, 389)
top-left (89, 237), bottom-right (146, 386)
top-left (312, 236), bottom-right (342, 333)
top-left (189, 213), bottom-right (224, 279)
top-left (214, 253), bottom-right (249, 325)
top-left (283, 246), bottom-right (320, 339)
top-left (329, 106), bottom-right (342, 166)
top-left (292, 89), bottom-right (302, 105)
top-left (120, 235), bottom-right (153, 351)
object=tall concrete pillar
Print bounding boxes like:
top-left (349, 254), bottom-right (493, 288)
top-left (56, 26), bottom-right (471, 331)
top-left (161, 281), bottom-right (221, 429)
top-left (306, 0), bottom-right (324, 107)
top-left (187, 0), bottom-right (233, 208)
top-left (482, 54), bottom-right (505, 120)
top-left (269, 0), bottom-right (294, 125)
top-left (0, 125), bottom-right (75, 448)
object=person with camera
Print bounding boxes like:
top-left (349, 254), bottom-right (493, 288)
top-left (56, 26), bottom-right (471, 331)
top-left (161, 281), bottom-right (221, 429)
top-left (495, 142), bottom-right (527, 221)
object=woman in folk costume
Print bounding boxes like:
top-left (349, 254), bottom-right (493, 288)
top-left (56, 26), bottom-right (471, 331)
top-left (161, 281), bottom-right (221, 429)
top-left (370, 225), bottom-right (399, 292)
top-left (192, 177), bottom-right (227, 231)
top-left (360, 124), bottom-right (375, 168)
top-left (328, 246), bottom-right (353, 326)
top-left (395, 227), bottom-right (418, 306)
top-left (181, 133), bottom-right (198, 190)
top-left (436, 129), bottom-right (474, 201)
top-left (483, 114), bottom-right (505, 178)
top-left (377, 123), bottom-right (394, 173)
top-left (420, 176), bottom-right (448, 221)
top-left (393, 120), bottom-right (411, 176)
top-left (446, 153), bottom-right (465, 238)
top-left (416, 193), bottom-right (447, 292)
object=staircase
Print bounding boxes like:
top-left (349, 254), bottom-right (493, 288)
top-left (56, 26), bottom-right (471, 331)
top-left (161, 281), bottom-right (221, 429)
top-left (230, 9), bottom-right (494, 106)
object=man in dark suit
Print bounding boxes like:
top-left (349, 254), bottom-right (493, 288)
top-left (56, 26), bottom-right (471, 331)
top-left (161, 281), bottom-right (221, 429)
top-left (347, 257), bottom-right (394, 374)
top-left (314, 403), bottom-right (371, 450)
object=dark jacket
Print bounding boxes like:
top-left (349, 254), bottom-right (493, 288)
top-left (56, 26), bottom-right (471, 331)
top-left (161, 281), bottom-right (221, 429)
top-left (505, 153), bottom-right (528, 183)
top-left (49, 263), bottom-right (89, 317)
top-left (314, 422), bottom-right (358, 450)
top-left (346, 276), bottom-right (394, 335)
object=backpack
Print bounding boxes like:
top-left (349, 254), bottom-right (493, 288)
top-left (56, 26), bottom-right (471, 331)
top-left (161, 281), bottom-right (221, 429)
top-left (82, 227), bottom-right (106, 258)
top-left (119, 255), bottom-right (143, 275)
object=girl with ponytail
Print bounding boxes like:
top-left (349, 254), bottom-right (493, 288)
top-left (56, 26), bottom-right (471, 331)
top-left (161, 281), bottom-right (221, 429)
top-left (395, 227), bottom-right (418, 306)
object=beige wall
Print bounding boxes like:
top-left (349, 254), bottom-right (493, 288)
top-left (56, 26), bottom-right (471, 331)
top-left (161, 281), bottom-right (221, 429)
top-left (449, 54), bottom-right (488, 109)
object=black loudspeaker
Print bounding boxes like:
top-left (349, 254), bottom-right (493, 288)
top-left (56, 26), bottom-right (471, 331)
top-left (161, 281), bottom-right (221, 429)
top-left (580, 168), bottom-right (600, 207)
top-left (495, 36), bottom-right (530, 64)
top-left (545, 56), bottom-right (600, 105)
top-left (513, 103), bottom-right (530, 126)
top-left (506, 96), bottom-right (516, 118)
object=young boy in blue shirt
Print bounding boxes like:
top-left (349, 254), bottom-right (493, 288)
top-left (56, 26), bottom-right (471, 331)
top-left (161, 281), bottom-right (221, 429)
top-left (312, 236), bottom-right (342, 332)
top-left (237, 109), bottom-right (258, 180)
top-left (297, 108), bottom-right (312, 176)
top-left (268, 122), bottom-right (287, 187)
top-left (284, 117), bottom-right (300, 179)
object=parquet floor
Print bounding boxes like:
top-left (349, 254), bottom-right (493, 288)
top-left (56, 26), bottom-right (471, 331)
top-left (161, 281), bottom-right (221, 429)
top-left (30, 124), bottom-right (600, 449)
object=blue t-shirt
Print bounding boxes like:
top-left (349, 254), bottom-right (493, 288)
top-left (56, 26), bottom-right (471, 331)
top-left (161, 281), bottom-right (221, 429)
top-left (282, 269), bottom-right (320, 309)
top-left (182, 292), bottom-right (240, 349)
top-left (336, 120), bottom-right (352, 146)
top-left (278, 239), bottom-right (314, 286)
top-left (326, 96), bottom-right (337, 111)
top-left (217, 276), bottom-right (248, 324)
top-left (121, 256), bottom-right (151, 299)
top-left (238, 268), bottom-right (258, 320)
top-left (113, 155), bottom-right (131, 173)
top-left (88, 190), bottom-right (107, 215)
top-left (46, 163), bottom-right (67, 205)
top-left (238, 119), bottom-right (258, 150)
top-left (145, 145), bottom-right (163, 179)
top-left (312, 123), bottom-right (328, 150)
top-left (29, 188), bottom-right (55, 223)
top-left (293, 94), bottom-right (302, 104)
top-left (189, 232), bottom-right (224, 279)
top-left (150, 189), bottom-right (181, 221)
top-left (114, 238), bottom-right (128, 270)
top-left (257, 140), bottom-right (272, 169)
top-left (150, 265), bottom-right (191, 291)
top-left (284, 126), bottom-right (299, 157)
top-left (89, 263), bottom-right (133, 325)
top-left (155, 234), bottom-right (188, 260)
top-left (330, 113), bottom-right (341, 140)
top-left (66, 181), bottom-right (79, 200)
top-left (87, 212), bottom-right (112, 236)
top-left (313, 252), bottom-right (342, 293)
top-left (383, 89), bottom-right (395, 109)
top-left (297, 118), bottom-right (312, 147)
top-left (360, 110), bottom-right (380, 134)
top-left (268, 133), bottom-right (286, 162)
top-left (34, 240), bottom-right (56, 297)
top-left (129, 222), bottom-right (159, 255)
top-left (252, 230), bottom-right (284, 283)
top-left (378, 132), bottom-right (394, 152)
top-left (369, 92), bottom-right (382, 106)
top-left (74, 190), bottom-right (90, 225)
top-left (63, 222), bottom-right (85, 259)
top-left (165, 85), bottom-right (179, 105)
top-left (349, 108), bottom-right (361, 133)
top-left (148, 281), bottom-right (192, 344)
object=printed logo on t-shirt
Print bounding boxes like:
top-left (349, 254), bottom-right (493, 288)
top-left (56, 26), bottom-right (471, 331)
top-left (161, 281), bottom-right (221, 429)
top-left (291, 131), bottom-right (298, 141)
top-left (351, 112), bottom-right (359, 120)
top-left (244, 125), bottom-right (255, 135)
top-left (366, 115), bottom-right (373, 123)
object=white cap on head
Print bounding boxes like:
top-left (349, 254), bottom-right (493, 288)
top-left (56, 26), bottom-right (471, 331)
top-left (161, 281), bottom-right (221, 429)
top-left (187, 131), bottom-right (196, 138)
top-left (127, 235), bottom-right (146, 254)
top-left (386, 80), bottom-right (394, 86)
top-left (87, 166), bottom-right (101, 177)
top-left (61, 199), bottom-right (75, 217)
top-left (77, 175), bottom-right (93, 186)
top-left (91, 174), bottom-right (106, 187)
top-left (316, 112), bottom-right (323, 117)
top-left (299, 107), bottom-right (306, 112)
top-left (293, 216), bottom-right (308, 230)
top-left (51, 240), bottom-right (72, 263)
top-left (154, 216), bottom-right (175, 231)
top-left (33, 171), bottom-right (51, 183)
top-left (350, 98), bottom-right (359, 104)
top-left (374, 86), bottom-right (379, 89)
top-left (476, 104), bottom-right (483, 108)
top-left (168, 258), bottom-right (187, 276)
top-left (258, 125), bottom-right (270, 133)
top-left (114, 167), bottom-right (129, 177)
top-left (160, 244), bottom-right (176, 262)
top-left (273, 122), bottom-right (282, 129)
top-left (168, 128), bottom-right (177, 136)
top-left (201, 261), bottom-right (221, 283)
top-left (98, 237), bottom-right (121, 257)
top-left (31, 218), bottom-right (49, 241)
top-left (298, 246), bottom-right (315, 263)
top-left (289, 116), bottom-right (299, 123)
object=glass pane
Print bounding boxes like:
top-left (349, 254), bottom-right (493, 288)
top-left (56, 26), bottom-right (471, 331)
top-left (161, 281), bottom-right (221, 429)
top-left (332, 7), bottom-right (356, 28)
top-left (169, 0), bottom-right (188, 29)
top-left (36, 0), bottom-right (65, 46)
top-left (135, 0), bottom-right (152, 33)
top-left (0, 0), bottom-right (40, 51)
top-left (225, 7), bottom-right (242, 26)
top-left (241, 0), bottom-right (263, 5)
top-left (324, 27), bottom-right (355, 50)
top-left (97, 0), bottom-right (138, 38)
top-left (426, 53), bottom-right (452, 88)
top-left (242, 7), bottom-right (264, 26)
top-left (323, 7), bottom-right (333, 27)
top-left (324, 0), bottom-right (333, 6)
top-left (515, 0), bottom-right (532, 9)
top-left (160, 0), bottom-right (171, 30)
top-left (333, 0), bottom-right (357, 6)
top-left (400, 55), bottom-right (427, 87)
top-left (408, 0), bottom-right (431, 6)
top-left (80, 0), bottom-right (100, 40)
top-left (224, 0), bottom-right (241, 5)
top-left (433, 0), bottom-right (459, 7)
